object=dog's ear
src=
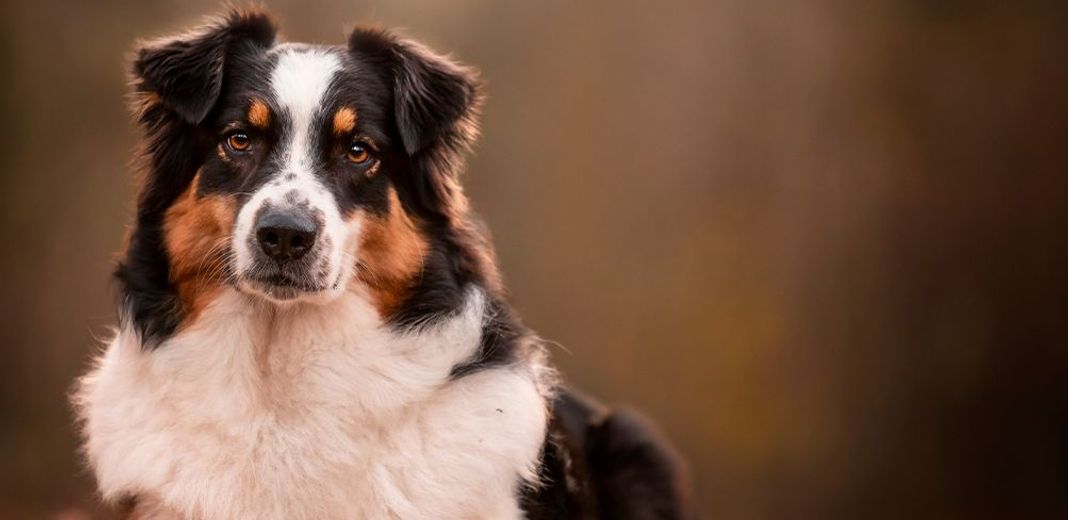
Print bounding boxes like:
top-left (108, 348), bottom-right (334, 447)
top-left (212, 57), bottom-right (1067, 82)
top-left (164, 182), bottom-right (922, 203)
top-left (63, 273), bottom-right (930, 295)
top-left (133, 9), bottom-right (276, 125)
top-left (348, 28), bottom-right (481, 156)
top-left (349, 28), bottom-right (481, 216)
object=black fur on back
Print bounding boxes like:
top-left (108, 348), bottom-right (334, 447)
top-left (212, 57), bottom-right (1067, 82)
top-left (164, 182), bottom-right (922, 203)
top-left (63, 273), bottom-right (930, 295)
top-left (522, 390), bottom-right (698, 519)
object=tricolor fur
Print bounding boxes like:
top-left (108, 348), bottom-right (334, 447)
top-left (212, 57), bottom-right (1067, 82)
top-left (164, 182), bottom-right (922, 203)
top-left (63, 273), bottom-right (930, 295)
top-left (73, 8), bottom-right (692, 519)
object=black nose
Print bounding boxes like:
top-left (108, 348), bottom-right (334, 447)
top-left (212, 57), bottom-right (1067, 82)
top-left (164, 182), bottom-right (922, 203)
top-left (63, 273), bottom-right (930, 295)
top-left (255, 211), bottom-right (318, 262)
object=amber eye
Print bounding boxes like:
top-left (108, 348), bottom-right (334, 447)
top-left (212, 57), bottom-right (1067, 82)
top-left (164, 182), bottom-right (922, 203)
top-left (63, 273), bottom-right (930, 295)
top-left (346, 141), bottom-right (372, 165)
top-left (226, 132), bottom-right (251, 152)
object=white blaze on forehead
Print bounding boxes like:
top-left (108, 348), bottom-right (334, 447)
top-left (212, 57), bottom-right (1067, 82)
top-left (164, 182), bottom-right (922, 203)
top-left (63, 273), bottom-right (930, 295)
top-left (230, 47), bottom-right (356, 301)
top-left (270, 48), bottom-right (341, 174)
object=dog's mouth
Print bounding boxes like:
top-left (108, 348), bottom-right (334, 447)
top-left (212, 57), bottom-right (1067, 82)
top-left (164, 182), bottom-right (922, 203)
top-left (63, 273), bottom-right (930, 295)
top-left (252, 272), bottom-right (323, 290)
top-left (238, 270), bottom-right (332, 302)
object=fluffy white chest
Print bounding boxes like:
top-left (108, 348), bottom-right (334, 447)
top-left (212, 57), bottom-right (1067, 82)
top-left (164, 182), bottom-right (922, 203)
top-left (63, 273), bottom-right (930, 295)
top-left (76, 289), bottom-right (547, 519)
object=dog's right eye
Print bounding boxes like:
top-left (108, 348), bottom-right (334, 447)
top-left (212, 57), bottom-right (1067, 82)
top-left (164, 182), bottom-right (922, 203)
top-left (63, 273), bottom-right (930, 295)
top-left (225, 132), bottom-right (252, 153)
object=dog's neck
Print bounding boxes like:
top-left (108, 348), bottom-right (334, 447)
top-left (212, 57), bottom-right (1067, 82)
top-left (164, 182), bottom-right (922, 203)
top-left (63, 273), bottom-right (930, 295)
top-left (121, 286), bottom-right (488, 420)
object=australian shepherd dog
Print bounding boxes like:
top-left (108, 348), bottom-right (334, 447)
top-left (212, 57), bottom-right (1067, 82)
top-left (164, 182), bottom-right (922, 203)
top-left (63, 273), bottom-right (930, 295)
top-left (73, 8), bottom-right (692, 519)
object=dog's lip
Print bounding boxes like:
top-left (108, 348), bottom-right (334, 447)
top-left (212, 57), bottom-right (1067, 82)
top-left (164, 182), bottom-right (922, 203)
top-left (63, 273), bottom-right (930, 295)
top-left (246, 273), bottom-right (325, 292)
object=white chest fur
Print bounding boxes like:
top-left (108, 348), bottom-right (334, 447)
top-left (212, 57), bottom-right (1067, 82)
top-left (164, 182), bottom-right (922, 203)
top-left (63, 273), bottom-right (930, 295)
top-left (75, 289), bottom-right (548, 519)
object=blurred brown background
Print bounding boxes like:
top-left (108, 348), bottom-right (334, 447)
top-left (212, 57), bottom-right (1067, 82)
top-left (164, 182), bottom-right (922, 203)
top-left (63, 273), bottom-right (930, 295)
top-left (2, 0), bottom-right (1067, 518)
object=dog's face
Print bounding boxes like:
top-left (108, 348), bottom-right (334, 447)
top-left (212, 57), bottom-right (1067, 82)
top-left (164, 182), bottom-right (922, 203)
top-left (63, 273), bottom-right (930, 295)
top-left (201, 45), bottom-right (395, 305)
top-left (124, 10), bottom-right (482, 335)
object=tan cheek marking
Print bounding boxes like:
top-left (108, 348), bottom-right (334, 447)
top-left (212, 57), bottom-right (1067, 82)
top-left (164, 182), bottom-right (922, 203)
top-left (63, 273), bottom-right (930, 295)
top-left (356, 188), bottom-right (428, 318)
top-left (248, 98), bottom-right (270, 129)
top-left (333, 106), bottom-right (357, 136)
top-left (163, 175), bottom-right (237, 325)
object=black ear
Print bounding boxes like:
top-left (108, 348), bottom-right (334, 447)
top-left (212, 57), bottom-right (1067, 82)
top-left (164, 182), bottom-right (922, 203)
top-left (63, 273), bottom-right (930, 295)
top-left (349, 29), bottom-right (481, 218)
top-left (133, 9), bottom-right (276, 125)
top-left (348, 28), bottom-right (481, 157)
top-left (391, 40), bottom-right (480, 156)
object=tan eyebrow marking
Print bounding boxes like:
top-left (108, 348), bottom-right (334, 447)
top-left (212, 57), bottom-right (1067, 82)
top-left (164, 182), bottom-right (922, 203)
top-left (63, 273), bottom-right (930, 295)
top-left (333, 106), bottom-right (357, 136)
top-left (248, 99), bottom-right (270, 128)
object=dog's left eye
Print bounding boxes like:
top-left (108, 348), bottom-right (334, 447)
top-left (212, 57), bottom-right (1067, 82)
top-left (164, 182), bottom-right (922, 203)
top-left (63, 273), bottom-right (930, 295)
top-left (346, 141), bottom-right (373, 165)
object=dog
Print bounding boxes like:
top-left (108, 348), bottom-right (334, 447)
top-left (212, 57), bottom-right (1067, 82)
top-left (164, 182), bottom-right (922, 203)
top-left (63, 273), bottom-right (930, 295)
top-left (73, 8), bottom-right (692, 519)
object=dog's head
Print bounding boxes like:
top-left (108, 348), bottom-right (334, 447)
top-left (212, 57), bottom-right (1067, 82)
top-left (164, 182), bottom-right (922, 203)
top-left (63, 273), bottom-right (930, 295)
top-left (121, 9), bottom-right (493, 343)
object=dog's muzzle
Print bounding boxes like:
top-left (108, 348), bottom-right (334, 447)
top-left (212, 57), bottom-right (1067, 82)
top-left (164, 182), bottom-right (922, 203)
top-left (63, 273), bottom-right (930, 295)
top-left (241, 204), bottom-right (333, 300)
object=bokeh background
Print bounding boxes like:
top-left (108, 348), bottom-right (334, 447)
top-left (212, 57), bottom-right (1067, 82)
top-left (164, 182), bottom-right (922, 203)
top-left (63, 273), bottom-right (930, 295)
top-left (2, 0), bottom-right (1067, 518)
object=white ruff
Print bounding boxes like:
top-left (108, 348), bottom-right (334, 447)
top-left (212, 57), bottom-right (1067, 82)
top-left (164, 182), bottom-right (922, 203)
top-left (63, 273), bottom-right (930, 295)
top-left (75, 289), bottom-right (548, 519)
